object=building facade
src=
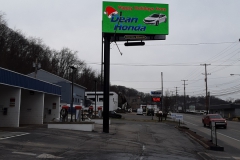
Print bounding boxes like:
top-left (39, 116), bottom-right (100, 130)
top-left (28, 69), bottom-right (86, 107)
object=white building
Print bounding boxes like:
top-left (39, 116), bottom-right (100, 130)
top-left (85, 92), bottom-right (118, 111)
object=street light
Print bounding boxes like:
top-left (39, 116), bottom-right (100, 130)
top-left (69, 65), bottom-right (76, 122)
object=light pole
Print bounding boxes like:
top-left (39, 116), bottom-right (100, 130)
top-left (69, 65), bottom-right (76, 122)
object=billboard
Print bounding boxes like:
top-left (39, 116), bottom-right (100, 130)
top-left (102, 1), bottom-right (169, 35)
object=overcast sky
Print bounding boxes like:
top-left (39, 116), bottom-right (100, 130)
top-left (1, 0), bottom-right (240, 101)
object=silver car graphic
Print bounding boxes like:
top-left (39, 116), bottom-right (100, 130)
top-left (143, 13), bottom-right (167, 26)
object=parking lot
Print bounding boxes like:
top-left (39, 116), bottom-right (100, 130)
top-left (0, 113), bottom-right (218, 160)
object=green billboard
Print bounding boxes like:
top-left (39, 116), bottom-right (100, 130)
top-left (102, 1), bottom-right (169, 35)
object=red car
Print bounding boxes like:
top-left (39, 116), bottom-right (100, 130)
top-left (202, 114), bottom-right (227, 129)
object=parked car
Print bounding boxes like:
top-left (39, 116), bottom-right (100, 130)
top-left (202, 114), bottom-right (227, 129)
top-left (143, 13), bottom-right (167, 26)
top-left (147, 109), bottom-right (154, 116)
top-left (109, 111), bottom-right (122, 119)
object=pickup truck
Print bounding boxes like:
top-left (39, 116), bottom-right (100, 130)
top-left (202, 114), bottom-right (227, 129)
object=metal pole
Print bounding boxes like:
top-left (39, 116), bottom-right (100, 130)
top-left (205, 64), bottom-right (208, 114)
top-left (34, 58), bottom-right (37, 78)
top-left (208, 92), bottom-right (210, 113)
top-left (101, 32), bottom-right (104, 91)
top-left (95, 80), bottom-right (97, 118)
top-left (181, 80), bottom-right (188, 112)
top-left (71, 69), bottom-right (74, 122)
top-left (161, 72), bottom-right (163, 111)
top-left (103, 34), bottom-right (111, 133)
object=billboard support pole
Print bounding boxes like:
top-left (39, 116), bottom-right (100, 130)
top-left (161, 72), bottom-right (163, 111)
top-left (103, 33), bottom-right (111, 133)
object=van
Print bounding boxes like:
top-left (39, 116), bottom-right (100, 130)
top-left (137, 108), bottom-right (143, 115)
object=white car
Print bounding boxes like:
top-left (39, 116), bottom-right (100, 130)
top-left (137, 108), bottom-right (143, 115)
top-left (143, 13), bottom-right (167, 26)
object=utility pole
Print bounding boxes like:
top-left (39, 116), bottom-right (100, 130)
top-left (170, 91), bottom-right (174, 111)
top-left (181, 80), bottom-right (188, 112)
top-left (201, 64), bottom-right (211, 114)
top-left (208, 92), bottom-right (210, 114)
top-left (175, 87), bottom-right (179, 112)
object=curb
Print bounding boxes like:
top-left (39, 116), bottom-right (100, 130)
top-left (185, 132), bottom-right (210, 149)
top-left (176, 126), bottom-right (224, 151)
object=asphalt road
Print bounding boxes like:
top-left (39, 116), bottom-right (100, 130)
top-left (0, 113), bottom-right (207, 160)
top-left (182, 113), bottom-right (240, 158)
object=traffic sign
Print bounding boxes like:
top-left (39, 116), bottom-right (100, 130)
top-left (152, 97), bottom-right (161, 102)
top-left (151, 90), bottom-right (162, 97)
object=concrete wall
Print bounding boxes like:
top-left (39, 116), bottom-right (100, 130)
top-left (43, 94), bottom-right (60, 122)
top-left (20, 89), bottom-right (44, 124)
top-left (0, 85), bottom-right (21, 127)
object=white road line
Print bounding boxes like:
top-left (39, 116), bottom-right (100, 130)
top-left (37, 153), bottom-right (63, 158)
top-left (184, 121), bottom-right (198, 126)
top-left (0, 133), bottom-right (29, 140)
top-left (231, 129), bottom-right (240, 134)
top-left (217, 132), bottom-right (240, 143)
top-left (12, 152), bottom-right (36, 156)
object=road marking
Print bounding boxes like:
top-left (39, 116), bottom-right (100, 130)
top-left (109, 138), bottom-right (142, 146)
top-left (13, 152), bottom-right (36, 156)
top-left (231, 129), bottom-right (240, 134)
top-left (37, 153), bottom-right (63, 158)
top-left (217, 132), bottom-right (240, 143)
top-left (0, 133), bottom-right (29, 140)
top-left (184, 121), bottom-right (198, 126)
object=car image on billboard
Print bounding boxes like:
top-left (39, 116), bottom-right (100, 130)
top-left (143, 13), bottom-right (167, 26)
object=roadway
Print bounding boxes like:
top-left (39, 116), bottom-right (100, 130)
top-left (182, 113), bottom-right (240, 157)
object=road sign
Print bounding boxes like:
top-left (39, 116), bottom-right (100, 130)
top-left (151, 91), bottom-right (162, 97)
top-left (152, 97), bottom-right (161, 102)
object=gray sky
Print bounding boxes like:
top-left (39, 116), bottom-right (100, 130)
top-left (1, 0), bottom-right (240, 101)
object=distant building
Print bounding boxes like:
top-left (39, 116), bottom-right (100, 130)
top-left (209, 104), bottom-right (240, 118)
top-left (85, 92), bottom-right (118, 111)
top-left (128, 96), bottom-right (142, 109)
